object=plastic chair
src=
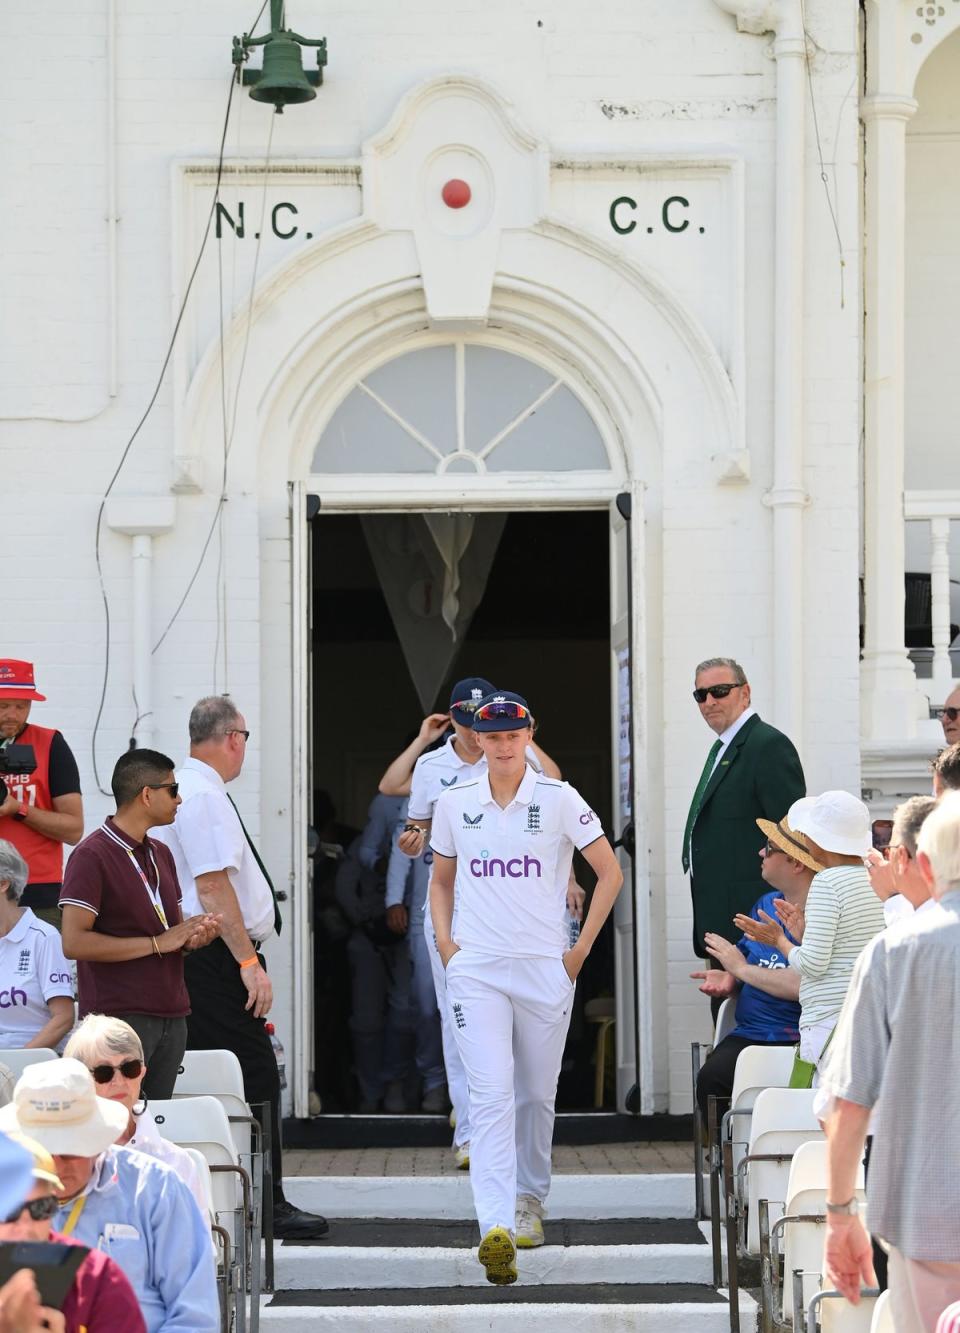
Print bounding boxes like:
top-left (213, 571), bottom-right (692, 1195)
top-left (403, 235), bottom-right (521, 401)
top-left (151, 1096), bottom-right (260, 1333)
top-left (706, 1043), bottom-right (796, 1282)
top-left (869, 1291), bottom-right (893, 1333)
top-left (584, 996), bottom-right (615, 1108)
top-left (723, 1088), bottom-right (823, 1330)
top-left (183, 1146), bottom-right (233, 1333)
top-left (690, 996), bottom-right (741, 1220)
top-left (760, 1138), bottom-right (866, 1330)
top-left (0, 1047), bottom-right (59, 1080)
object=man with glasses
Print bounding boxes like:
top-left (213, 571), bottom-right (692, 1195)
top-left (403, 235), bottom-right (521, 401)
top-left (59, 749), bottom-right (219, 1098)
top-left (154, 696), bottom-right (328, 1239)
top-left (933, 742), bottom-right (960, 796)
top-left (939, 686), bottom-right (960, 749)
top-left (690, 813), bottom-right (819, 1115)
top-left (682, 657), bottom-right (805, 982)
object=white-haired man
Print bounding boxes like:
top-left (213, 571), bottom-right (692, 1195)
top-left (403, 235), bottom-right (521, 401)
top-left (820, 790), bottom-right (960, 1331)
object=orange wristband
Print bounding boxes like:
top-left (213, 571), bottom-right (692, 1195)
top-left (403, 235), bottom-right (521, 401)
top-left (238, 955), bottom-right (259, 969)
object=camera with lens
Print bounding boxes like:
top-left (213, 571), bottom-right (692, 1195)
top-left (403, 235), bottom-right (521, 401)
top-left (0, 743), bottom-right (37, 776)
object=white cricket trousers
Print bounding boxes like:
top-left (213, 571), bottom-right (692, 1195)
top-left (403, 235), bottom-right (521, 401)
top-left (444, 949), bottom-right (575, 1237)
top-left (424, 908), bottom-right (471, 1147)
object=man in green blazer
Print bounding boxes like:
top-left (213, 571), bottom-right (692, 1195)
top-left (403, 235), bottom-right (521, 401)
top-left (682, 657), bottom-right (805, 958)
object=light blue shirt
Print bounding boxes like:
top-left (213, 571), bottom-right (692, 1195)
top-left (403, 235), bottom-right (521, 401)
top-left (357, 793), bottom-right (407, 870)
top-left (54, 1145), bottom-right (218, 1333)
top-left (385, 823), bottom-right (432, 913)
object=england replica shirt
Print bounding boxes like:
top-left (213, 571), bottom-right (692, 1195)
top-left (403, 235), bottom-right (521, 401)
top-left (0, 908), bottom-right (73, 1048)
top-left (152, 758), bottom-right (275, 944)
top-left (430, 765), bottom-right (603, 959)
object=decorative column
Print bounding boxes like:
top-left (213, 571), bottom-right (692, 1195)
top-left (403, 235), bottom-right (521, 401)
top-left (929, 515), bottom-right (954, 698)
top-left (106, 497), bottom-right (177, 748)
top-left (860, 92), bottom-right (920, 739)
top-left (712, 0), bottom-right (808, 745)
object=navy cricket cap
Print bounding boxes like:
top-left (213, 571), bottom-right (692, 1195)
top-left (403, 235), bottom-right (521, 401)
top-left (472, 691), bottom-right (532, 732)
top-left (449, 677), bottom-right (496, 726)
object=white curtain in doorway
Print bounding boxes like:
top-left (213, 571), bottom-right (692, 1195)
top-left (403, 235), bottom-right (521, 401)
top-left (360, 513), bottom-right (506, 712)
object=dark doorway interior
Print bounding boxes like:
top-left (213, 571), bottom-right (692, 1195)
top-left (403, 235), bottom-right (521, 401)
top-left (310, 510), bottom-right (613, 1112)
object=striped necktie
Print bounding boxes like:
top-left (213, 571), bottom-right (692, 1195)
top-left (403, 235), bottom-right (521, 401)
top-left (227, 794), bottom-right (283, 937)
top-left (681, 739), bottom-right (723, 873)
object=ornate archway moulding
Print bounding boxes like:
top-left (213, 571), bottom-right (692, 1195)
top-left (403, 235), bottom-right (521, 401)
top-left (864, 0), bottom-right (960, 98)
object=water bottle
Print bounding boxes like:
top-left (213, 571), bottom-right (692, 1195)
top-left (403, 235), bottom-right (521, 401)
top-left (567, 910), bottom-right (581, 949)
top-left (265, 1022), bottom-right (287, 1091)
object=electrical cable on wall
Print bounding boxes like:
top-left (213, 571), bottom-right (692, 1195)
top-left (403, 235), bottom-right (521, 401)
top-left (800, 0), bottom-right (848, 308)
top-left (90, 0), bottom-right (272, 793)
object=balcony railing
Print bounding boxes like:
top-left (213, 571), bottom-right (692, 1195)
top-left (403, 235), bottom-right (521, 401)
top-left (904, 489), bottom-right (960, 698)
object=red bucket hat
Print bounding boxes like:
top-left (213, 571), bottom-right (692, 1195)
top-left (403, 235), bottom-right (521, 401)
top-left (0, 660), bottom-right (47, 702)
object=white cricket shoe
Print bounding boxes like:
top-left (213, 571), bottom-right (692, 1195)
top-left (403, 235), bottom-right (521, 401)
top-left (453, 1142), bottom-right (470, 1170)
top-left (515, 1193), bottom-right (545, 1248)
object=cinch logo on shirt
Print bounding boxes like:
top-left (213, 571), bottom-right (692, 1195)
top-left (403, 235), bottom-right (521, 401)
top-left (469, 852), bottom-right (542, 879)
top-left (0, 987), bottom-right (28, 1009)
top-left (49, 971), bottom-right (71, 985)
top-left (579, 810), bottom-right (597, 825)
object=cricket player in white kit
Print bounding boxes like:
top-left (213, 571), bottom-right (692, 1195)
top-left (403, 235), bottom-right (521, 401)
top-left (430, 691), bottom-right (622, 1285)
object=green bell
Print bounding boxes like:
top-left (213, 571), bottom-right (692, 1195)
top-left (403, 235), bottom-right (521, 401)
top-left (248, 30), bottom-right (317, 113)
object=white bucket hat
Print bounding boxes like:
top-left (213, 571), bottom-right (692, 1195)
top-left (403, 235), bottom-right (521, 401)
top-left (788, 791), bottom-right (872, 858)
top-left (0, 1058), bottom-right (128, 1157)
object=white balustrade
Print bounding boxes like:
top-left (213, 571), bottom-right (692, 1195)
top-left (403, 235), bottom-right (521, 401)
top-left (904, 490), bottom-right (960, 699)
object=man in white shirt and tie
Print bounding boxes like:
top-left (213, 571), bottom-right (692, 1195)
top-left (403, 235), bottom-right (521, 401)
top-left (153, 695), bottom-right (328, 1240)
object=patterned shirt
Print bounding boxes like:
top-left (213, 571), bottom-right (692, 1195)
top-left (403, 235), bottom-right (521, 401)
top-left (786, 865), bottom-right (885, 1030)
top-left (818, 890), bottom-right (960, 1261)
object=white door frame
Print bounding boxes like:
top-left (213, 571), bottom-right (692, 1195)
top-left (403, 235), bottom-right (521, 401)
top-left (290, 479), bottom-right (653, 1116)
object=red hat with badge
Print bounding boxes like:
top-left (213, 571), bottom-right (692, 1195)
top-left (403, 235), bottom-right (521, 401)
top-left (0, 660), bottom-right (47, 702)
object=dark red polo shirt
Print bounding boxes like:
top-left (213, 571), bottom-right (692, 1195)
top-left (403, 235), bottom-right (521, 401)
top-left (51, 1231), bottom-right (147, 1333)
top-left (59, 817), bottom-right (190, 1019)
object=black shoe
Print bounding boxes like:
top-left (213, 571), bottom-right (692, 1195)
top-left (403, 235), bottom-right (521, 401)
top-left (272, 1198), bottom-right (330, 1240)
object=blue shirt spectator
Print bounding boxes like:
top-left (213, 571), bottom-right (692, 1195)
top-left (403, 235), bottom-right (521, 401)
top-left (52, 1146), bottom-right (218, 1333)
top-left (729, 891), bottom-right (801, 1042)
top-left (356, 794), bottom-right (406, 870)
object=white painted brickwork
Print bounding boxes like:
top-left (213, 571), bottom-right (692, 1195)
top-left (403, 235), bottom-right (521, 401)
top-left (0, 0), bottom-right (884, 1112)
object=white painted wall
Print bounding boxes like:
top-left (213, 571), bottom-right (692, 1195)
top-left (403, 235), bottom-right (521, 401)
top-left (2, 0), bottom-right (870, 1113)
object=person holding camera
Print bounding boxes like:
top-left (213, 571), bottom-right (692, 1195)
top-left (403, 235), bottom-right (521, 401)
top-left (0, 662), bottom-right (83, 933)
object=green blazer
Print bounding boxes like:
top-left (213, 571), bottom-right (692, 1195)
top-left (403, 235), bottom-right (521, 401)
top-left (687, 713), bottom-right (805, 956)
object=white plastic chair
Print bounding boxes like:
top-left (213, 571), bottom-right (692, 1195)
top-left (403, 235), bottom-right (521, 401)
top-left (737, 1087), bottom-right (824, 1255)
top-left (183, 1147), bottom-right (231, 1333)
top-left (714, 996), bottom-right (738, 1046)
top-left (174, 1049), bottom-right (257, 1157)
top-left (762, 1138), bottom-right (867, 1329)
top-left (0, 1047), bottom-right (58, 1080)
top-left (151, 1096), bottom-right (260, 1333)
top-left (869, 1291), bottom-right (893, 1333)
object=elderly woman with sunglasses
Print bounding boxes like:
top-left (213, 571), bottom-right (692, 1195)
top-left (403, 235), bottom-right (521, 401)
top-left (0, 840), bottom-right (74, 1054)
top-left (64, 1014), bottom-right (208, 1221)
top-left (0, 1130), bottom-right (145, 1332)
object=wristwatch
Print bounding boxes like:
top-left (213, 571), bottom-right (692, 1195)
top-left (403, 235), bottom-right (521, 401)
top-left (11, 803), bottom-right (28, 823)
top-left (825, 1198), bottom-right (860, 1216)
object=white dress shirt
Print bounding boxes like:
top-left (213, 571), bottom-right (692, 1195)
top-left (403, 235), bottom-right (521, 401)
top-left (152, 758), bottom-right (275, 944)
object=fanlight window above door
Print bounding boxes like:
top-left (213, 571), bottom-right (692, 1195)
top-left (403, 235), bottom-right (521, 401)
top-left (311, 343), bottom-right (610, 474)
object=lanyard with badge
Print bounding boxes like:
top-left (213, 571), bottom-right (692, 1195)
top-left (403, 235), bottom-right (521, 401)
top-left (61, 1194), bottom-right (87, 1235)
top-left (101, 823), bottom-right (168, 928)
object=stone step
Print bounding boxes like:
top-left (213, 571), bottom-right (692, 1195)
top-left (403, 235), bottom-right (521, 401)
top-left (284, 1172), bottom-right (693, 1220)
top-left (259, 1286), bottom-right (757, 1331)
top-left (274, 1217), bottom-right (712, 1289)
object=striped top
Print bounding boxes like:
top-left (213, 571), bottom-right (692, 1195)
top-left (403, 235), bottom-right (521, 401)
top-left (787, 865), bottom-right (885, 1030)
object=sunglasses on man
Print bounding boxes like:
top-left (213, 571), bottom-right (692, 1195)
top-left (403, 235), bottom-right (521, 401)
top-left (145, 782), bottom-right (179, 798)
top-left (3, 1195), bottom-right (59, 1225)
top-left (692, 683), bottom-right (743, 704)
top-left (940, 706), bottom-right (960, 722)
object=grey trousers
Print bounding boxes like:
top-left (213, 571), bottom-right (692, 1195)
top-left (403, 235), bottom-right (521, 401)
top-left (115, 1013), bottom-right (188, 1100)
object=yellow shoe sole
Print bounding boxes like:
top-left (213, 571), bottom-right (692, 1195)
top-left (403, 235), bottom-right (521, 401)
top-left (477, 1226), bottom-right (518, 1285)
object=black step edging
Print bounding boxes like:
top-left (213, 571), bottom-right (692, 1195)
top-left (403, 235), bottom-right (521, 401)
top-left (282, 1112), bottom-right (693, 1149)
top-left (268, 1282), bottom-right (725, 1307)
top-left (280, 1217), bottom-right (706, 1248)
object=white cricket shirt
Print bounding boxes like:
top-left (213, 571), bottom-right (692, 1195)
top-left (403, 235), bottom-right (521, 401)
top-left (408, 735), bottom-right (542, 821)
top-left (153, 757), bottom-right (276, 944)
top-left (0, 908), bottom-right (73, 1048)
top-left (430, 765), bottom-right (604, 959)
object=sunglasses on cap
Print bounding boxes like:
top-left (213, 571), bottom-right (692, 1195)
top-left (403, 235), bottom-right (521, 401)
top-left (941, 707), bottom-right (960, 722)
top-left (692, 683), bottom-right (743, 704)
top-left (89, 1058), bottom-right (143, 1085)
top-left (474, 700), bottom-right (530, 723)
top-left (450, 699), bottom-right (482, 714)
top-left (4, 1195), bottom-right (59, 1225)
